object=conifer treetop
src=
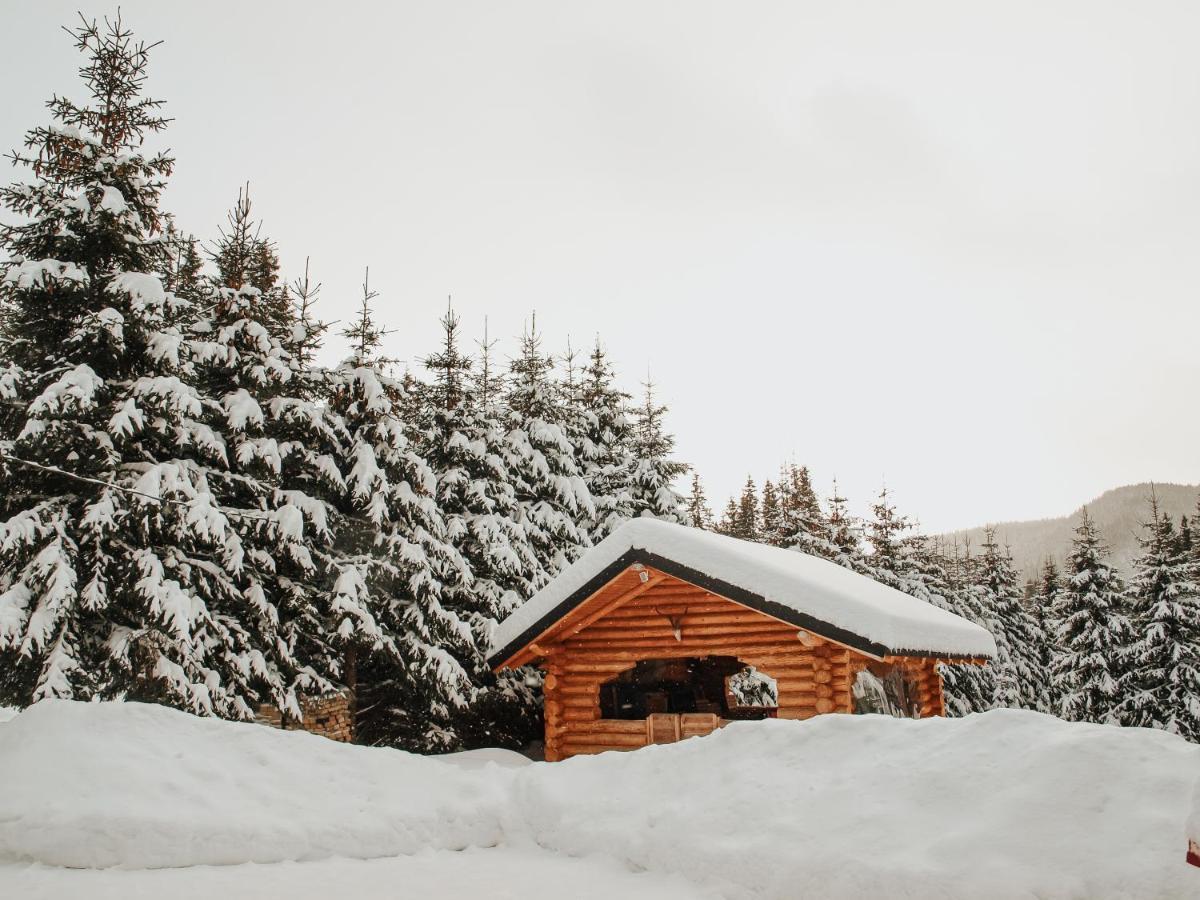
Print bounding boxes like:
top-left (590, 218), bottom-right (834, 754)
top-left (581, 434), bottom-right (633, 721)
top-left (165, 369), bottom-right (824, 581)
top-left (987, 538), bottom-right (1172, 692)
top-left (341, 268), bottom-right (395, 368)
top-left (423, 300), bottom-right (471, 410)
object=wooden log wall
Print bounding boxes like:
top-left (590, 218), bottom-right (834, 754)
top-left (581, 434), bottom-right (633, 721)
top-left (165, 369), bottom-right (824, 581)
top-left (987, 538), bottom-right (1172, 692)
top-left (533, 570), bottom-right (950, 760)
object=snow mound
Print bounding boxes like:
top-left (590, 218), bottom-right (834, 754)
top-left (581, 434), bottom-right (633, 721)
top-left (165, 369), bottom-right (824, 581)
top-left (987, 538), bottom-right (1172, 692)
top-left (436, 746), bottom-right (533, 769)
top-left (2, 701), bottom-right (1197, 899)
top-left (0, 846), bottom-right (704, 900)
top-left (518, 711), bottom-right (1200, 898)
top-left (0, 707), bottom-right (16, 724)
top-left (0, 701), bottom-right (507, 868)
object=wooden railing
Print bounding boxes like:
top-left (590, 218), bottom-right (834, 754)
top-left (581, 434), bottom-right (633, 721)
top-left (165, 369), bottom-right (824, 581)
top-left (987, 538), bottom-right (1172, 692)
top-left (561, 713), bottom-right (726, 758)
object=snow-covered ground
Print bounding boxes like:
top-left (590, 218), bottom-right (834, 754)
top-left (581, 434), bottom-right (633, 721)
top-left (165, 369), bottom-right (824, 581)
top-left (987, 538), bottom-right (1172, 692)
top-left (2, 847), bottom-right (705, 900)
top-left (1, 701), bottom-right (1198, 899)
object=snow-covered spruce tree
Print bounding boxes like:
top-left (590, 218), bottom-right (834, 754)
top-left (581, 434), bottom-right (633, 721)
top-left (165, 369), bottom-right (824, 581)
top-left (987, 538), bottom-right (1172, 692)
top-left (976, 528), bottom-right (1047, 711)
top-left (575, 339), bottom-right (637, 541)
top-left (722, 476), bottom-right (761, 541)
top-left (760, 479), bottom-right (783, 546)
top-left (685, 472), bottom-right (714, 530)
top-left (160, 229), bottom-right (206, 306)
top-left (861, 487), bottom-right (912, 587)
top-left (1047, 510), bottom-right (1128, 724)
top-left (776, 463), bottom-right (838, 560)
top-left (628, 380), bottom-right (687, 522)
top-left (327, 279), bottom-right (475, 750)
top-left (473, 318), bottom-right (505, 409)
top-left (1119, 494), bottom-right (1200, 739)
top-left (0, 16), bottom-right (310, 717)
top-left (1180, 512), bottom-right (1195, 560)
top-left (208, 186), bottom-right (293, 339)
top-left (285, 259), bottom-right (330, 375)
top-left (716, 496), bottom-right (740, 536)
top-left (825, 478), bottom-right (863, 566)
top-left (503, 321), bottom-right (593, 579)
top-left (417, 305), bottom-right (543, 749)
top-left (184, 195), bottom-right (349, 715)
top-left (1032, 556), bottom-right (1062, 711)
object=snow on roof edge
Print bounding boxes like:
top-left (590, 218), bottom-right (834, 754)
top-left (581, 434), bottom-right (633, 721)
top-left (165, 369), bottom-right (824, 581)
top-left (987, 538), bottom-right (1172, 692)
top-left (489, 518), bottom-right (997, 666)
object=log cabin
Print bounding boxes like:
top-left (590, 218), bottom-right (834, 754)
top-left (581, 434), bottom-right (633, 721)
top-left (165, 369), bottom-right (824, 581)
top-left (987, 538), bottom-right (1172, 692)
top-left (489, 519), bottom-right (995, 761)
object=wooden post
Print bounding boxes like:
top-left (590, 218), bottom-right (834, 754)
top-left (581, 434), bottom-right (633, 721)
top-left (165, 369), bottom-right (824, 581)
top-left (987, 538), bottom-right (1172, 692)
top-left (344, 644), bottom-right (358, 740)
top-left (543, 657), bottom-right (566, 762)
top-left (812, 644), bottom-right (836, 713)
top-left (830, 648), bottom-right (852, 712)
top-left (925, 658), bottom-right (947, 717)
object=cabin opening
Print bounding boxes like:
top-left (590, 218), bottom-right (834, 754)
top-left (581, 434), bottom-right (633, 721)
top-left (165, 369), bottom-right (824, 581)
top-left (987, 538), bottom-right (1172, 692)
top-left (851, 661), bottom-right (921, 718)
top-left (599, 656), bottom-right (779, 721)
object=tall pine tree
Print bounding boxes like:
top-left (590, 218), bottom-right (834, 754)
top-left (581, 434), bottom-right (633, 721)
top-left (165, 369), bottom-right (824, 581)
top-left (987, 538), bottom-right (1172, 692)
top-left (721, 476), bottom-right (761, 541)
top-left (0, 16), bottom-right (317, 717)
top-left (825, 478), bottom-right (862, 564)
top-left (977, 527), bottom-right (1047, 711)
top-left (862, 487), bottom-right (911, 586)
top-left (504, 321), bottom-right (592, 578)
top-left (1048, 510), bottom-right (1127, 724)
top-left (760, 479), bottom-right (783, 545)
top-left (628, 380), bottom-right (687, 522)
top-left (328, 278), bottom-right (474, 750)
top-left (417, 305), bottom-right (543, 749)
top-left (1032, 556), bottom-right (1062, 711)
top-left (685, 472), bottom-right (714, 530)
top-left (188, 193), bottom-right (349, 717)
top-left (1119, 492), bottom-right (1200, 739)
top-left (776, 464), bottom-right (838, 560)
top-left (575, 339), bottom-right (637, 541)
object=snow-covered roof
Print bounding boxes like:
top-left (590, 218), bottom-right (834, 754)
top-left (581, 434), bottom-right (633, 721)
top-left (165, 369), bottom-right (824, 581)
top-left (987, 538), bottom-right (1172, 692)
top-left (490, 519), bottom-right (996, 665)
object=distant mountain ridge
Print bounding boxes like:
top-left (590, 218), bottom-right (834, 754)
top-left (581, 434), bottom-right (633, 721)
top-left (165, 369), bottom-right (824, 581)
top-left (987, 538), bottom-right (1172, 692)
top-left (941, 483), bottom-right (1199, 580)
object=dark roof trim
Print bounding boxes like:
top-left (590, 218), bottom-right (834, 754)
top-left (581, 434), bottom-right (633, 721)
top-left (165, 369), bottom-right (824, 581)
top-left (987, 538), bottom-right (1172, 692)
top-left (490, 549), bottom-right (643, 669)
top-left (490, 548), bottom-right (953, 669)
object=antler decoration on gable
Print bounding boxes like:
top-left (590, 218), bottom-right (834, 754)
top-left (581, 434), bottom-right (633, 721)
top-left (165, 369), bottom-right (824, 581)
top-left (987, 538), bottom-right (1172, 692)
top-left (655, 606), bottom-right (688, 642)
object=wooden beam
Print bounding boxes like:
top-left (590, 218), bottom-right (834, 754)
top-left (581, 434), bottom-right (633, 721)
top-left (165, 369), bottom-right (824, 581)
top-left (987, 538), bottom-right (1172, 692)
top-left (557, 571), bottom-right (670, 640)
top-left (643, 578), bottom-right (887, 662)
top-left (496, 570), bottom-right (667, 669)
top-left (628, 588), bottom-right (717, 599)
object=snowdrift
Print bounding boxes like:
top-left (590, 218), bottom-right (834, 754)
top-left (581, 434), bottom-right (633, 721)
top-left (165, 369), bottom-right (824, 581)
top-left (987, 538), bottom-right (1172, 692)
top-left (517, 712), bottom-right (1200, 898)
top-left (2, 701), bottom-right (1198, 899)
top-left (0, 701), bottom-right (507, 868)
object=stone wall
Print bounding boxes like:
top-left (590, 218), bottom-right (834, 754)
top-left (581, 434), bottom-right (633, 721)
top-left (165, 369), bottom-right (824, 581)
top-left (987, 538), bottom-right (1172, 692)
top-left (256, 692), bottom-right (354, 743)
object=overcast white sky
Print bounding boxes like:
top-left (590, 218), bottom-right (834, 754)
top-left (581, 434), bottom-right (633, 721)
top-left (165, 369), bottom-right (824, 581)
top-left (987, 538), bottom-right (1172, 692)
top-left (4, 1), bottom-right (1199, 533)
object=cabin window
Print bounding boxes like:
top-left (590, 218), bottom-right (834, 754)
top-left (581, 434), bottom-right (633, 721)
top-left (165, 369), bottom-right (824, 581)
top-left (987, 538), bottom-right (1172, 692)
top-left (852, 664), bottom-right (919, 718)
top-left (726, 666), bottom-right (778, 709)
top-left (599, 656), bottom-right (777, 721)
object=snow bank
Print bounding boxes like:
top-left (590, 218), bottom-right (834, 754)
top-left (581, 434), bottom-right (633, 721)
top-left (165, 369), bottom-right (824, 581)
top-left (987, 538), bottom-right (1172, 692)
top-left (517, 711), bottom-right (1200, 898)
top-left (0, 847), bottom-right (703, 900)
top-left (1, 701), bottom-right (1197, 899)
top-left (0, 707), bottom-right (16, 724)
top-left (490, 518), bottom-right (996, 662)
top-left (0, 701), bottom-right (507, 868)
top-left (436, 747), bottom-right (533, 769)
